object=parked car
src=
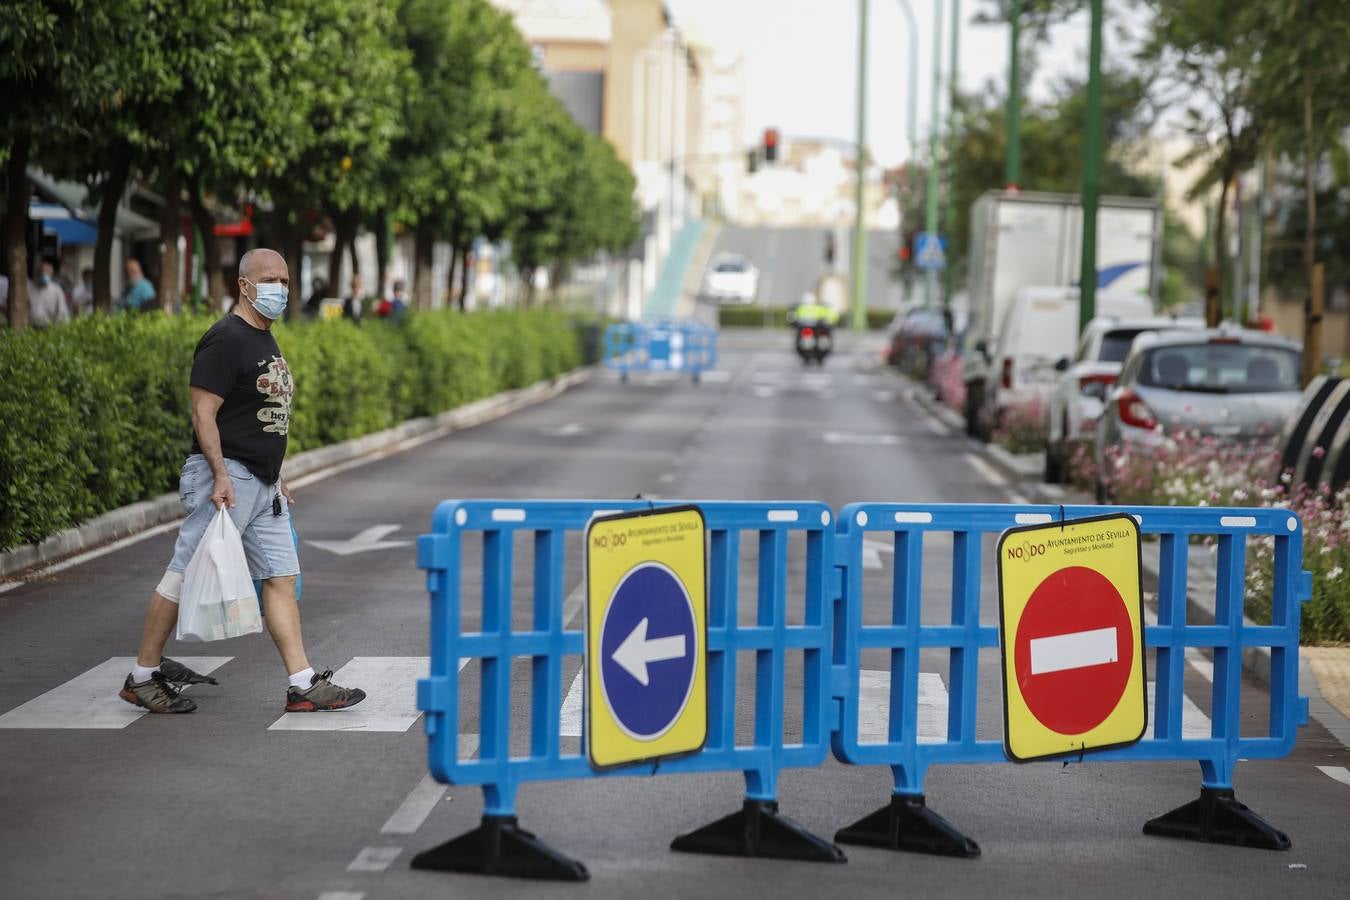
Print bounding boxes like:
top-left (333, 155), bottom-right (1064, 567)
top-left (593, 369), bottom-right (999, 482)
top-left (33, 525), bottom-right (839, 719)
top-left (885, 306), bottom-right (952, 379)
top-left (1094, 328), bottom-right (1304, 499)
top-left (974, 286), bottom-right (1151, 440)
top-left (1043, 315), bottom-right (1203, 483)
top-left (701, 254), bottom-right (759, 305)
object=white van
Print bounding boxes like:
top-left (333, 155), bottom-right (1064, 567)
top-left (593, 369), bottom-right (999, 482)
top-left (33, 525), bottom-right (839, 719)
top-left (980, 286), bottom-right (1153, 433)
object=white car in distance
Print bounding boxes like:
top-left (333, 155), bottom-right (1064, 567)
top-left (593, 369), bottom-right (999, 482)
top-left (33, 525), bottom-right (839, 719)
top-left (701, 254), bottom-right (760, 305)
top-left (1043, 314), bottom-right (1203, 483)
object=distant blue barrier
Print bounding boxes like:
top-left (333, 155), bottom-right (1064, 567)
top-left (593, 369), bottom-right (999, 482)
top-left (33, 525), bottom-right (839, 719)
top-left (604, 320), bottom-right (717, 382)
top-left (412, 499), bottom-right (1310, 880)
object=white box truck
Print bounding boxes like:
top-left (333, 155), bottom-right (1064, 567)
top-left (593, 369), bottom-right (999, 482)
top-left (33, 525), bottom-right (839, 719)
top-left (961, 189), bottom-right (1163, 437)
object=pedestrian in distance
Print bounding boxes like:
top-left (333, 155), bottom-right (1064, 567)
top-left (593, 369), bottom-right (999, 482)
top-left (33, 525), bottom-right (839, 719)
top-left (120, 258), bottom-right (156, 313)
top-left (119, 247), bottom-right (366, 714)
top-left (71, 266), bottom-right (94, 317)
top-left (341, 272), bottom-right (364, 321)
top-left (375, 278), bottom-right (408, 321)
top-left (28, 260), bottom-right (71, 328)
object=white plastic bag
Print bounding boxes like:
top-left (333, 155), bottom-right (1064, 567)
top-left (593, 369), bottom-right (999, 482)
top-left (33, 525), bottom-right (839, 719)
top-left (177, 506), bottom-right (263, 642)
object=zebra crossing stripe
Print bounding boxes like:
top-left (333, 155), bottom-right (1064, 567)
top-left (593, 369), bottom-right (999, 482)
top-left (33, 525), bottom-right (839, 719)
top-left (269, 657), bottom-right (429, 733)
top-left (0, 656), bottom-right (231, 730)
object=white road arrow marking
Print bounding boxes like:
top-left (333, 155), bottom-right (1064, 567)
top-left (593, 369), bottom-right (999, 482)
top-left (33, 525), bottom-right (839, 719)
top-left (862, 539), bottom-right (894, 570)
top-left (824, 431), bottom-right (902, 446)
top-left (613, 617), bottom-right (687, 686)
top-left (307, 525), bottom-right (412, 557)
top-left (541, 422), bottom-right (588, 437)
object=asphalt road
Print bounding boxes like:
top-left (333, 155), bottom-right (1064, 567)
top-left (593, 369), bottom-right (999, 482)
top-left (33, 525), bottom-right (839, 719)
top-left (2, 329), bottom-right (1349, 899)
top-left (708, 225), bottom-right (904, 311)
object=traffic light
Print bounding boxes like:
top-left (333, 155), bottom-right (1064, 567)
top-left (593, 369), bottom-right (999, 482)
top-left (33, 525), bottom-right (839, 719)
top-left (763, 128), bottom-right (779, 163)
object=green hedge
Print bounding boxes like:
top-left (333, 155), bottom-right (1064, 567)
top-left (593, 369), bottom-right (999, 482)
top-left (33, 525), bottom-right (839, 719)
top-left (0, 308), bottom-right (582, 550)
top-left (717, 305), bottom-right (893, 330)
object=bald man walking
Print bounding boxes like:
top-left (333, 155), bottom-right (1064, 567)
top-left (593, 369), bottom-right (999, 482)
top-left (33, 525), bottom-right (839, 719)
top-left (119, 248), bottom-right (365, 714)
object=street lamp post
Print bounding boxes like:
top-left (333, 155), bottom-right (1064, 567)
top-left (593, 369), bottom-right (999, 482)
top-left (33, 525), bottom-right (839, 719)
top-left (942, 0), bottom-right (961, 307)
top-left (924, 0), bottom-right (944, 308)
top-left (852, 0), bottom-right (870, 331)
top-left (1078, 0), bottom-right (1104, 333)
top-left (896, 0), bottom-right (920, 160)
top-left (1005, 0), bottom-right (1022, 188)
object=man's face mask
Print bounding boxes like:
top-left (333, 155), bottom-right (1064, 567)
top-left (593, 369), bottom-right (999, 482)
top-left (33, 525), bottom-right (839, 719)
top-left (244, 278), bottom-right (289, 320)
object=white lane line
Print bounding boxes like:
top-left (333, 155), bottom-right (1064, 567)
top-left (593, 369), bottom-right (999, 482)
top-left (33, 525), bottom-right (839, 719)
top-left (269, 657), bottom-right (427, 733)
top-left (919, 415), bottom-right (948, 437)
top-left (698, 370), bottom-right (732, 383)
top-left (857, 670), bottom-right (948, 744)
top-left (0, 656), bottom-right (231, 729)
top-left (965, 452), bottom-right (1009, 488)
top-left (318, 892), bottom-right (364, 900)
top-left (1030, 627), bottom-right (1118, 675)
top-left (1317, 765), bottom-right (1350, 787)
top-left (563, 582), bottom-right (586, 625)
top-left (862, 539), bottom-right (893, 571)
top-left (560, 670), bottom-right (584, 737)
top-left (1185, 648), bottom-right (1216, 683)
top-left (752, 385), bottom-right (776, 399)
top-left (381, 772), bottom-right (446, 835)
top-left (824, 431), bottom-right (903, 446)
top-left (346, 847), bottom-right (402, 873)
top-left (1144, 683), bottom-right (1212, 739)
top-left (659, 472), bottom-right (677, 484)
top-left (0, 521), bottom-right (182, 595)
top-left (540, 423), bottom-right (588, 437)
top-left (873, 390), bottom-right (897, 403)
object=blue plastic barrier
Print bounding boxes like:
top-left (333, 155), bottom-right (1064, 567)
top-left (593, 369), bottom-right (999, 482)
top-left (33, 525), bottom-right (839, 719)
top-left (831, 503), bottom-right (1310, 855)
top-left (411, 499), bottom-right (1311, 880)
top-left (604, 320), bottom-right (717, 382)
top-left (413, 499), bottom-right (841, 879)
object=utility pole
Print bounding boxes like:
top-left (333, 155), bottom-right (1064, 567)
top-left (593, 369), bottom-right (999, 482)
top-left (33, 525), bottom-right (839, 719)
top-left (852, 0), bottom-right (870, 331)
top-left (925, 0), bottom-right (944, 308)
top-left (897, 0), bottom-right (919, 159)
top-left (1078, 0), bottom-right (1104, 333)
top-left (1005, 0), bottom-right (1022, 188)
top-left (943, 0), bottom-right (961, 306)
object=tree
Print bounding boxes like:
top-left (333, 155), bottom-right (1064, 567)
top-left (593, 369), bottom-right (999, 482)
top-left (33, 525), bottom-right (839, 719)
top-left (0, 0), bottom-right (144, 328)
top-left (263, 0), bottom-right (407, 311)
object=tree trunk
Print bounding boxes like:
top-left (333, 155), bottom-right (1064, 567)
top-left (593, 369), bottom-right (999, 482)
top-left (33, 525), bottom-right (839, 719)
top-left (275, 210), bottom-right (304, 321)
top-left (458, 244), bottom-right (473, 311)
top-left (158, 168), bottom-right (182, 312)
top-left (374, 209), bottom-right (389, 302)
top-left (94, 152), bottom-right (132, 315)
top-left (187, 176), bottom-right (226, 310)
top-left (3, 132), bottom-right (31, 330)
top-left (413, 219), bottom-right (434, 310)
top-left (1207, 174), bottom-right (1231, 327)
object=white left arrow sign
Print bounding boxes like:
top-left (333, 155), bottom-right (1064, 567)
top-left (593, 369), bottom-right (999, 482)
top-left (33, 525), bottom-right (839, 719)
top-left (307, 525), bottom-right (412, 557)
top-left (612, 617), bottom-right (687, 686)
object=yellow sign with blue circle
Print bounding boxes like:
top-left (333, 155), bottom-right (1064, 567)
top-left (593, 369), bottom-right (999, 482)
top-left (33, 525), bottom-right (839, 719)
top-left (586, 506), bottom-right (707, 769)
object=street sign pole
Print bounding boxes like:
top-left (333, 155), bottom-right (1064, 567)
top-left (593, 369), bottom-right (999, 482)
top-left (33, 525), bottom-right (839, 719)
top-left (1078, 0), bottom-right (1104, 333)
top-left (942, 0), bottom-right (961, 308)
top-left (1005, 0), bottom-right (1022, 188)
top-left (925, 0), bottom-right (944, 309)
top-left (851, 0), bottom-right (870, 332)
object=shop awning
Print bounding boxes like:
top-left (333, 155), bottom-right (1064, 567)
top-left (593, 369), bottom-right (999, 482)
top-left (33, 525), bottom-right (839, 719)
top-left (25, 169), bottom-right (160, 240)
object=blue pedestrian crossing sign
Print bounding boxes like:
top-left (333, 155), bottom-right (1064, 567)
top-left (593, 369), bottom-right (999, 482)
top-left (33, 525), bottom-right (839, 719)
top-left (586, 506), bottom-right (707, 769)
top-left (915, 232), bottom-right (947, 270)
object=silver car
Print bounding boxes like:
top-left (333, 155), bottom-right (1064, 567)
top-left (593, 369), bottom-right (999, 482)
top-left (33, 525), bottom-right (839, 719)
top-left (1094, 328), bottom-right (1303, 492)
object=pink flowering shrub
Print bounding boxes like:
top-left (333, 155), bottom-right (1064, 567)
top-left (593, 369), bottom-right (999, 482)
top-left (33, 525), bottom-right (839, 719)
top-left (1090, 429), bottom-right (1348, 643)
top-left (930, 350), bottom-right (965, 413)
top-left (992, 398), bottom-right (1048, 455)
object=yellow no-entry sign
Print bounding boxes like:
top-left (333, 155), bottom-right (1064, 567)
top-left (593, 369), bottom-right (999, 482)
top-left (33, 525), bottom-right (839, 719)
top-left (586, 506), bottom-right (707, 769)
top-left (997, 513), bottom-right (1147, 762)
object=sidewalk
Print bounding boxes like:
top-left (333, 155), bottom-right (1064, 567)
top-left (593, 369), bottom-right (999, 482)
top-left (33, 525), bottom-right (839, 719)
top-left (900, 370), bottom-right (1350, 748)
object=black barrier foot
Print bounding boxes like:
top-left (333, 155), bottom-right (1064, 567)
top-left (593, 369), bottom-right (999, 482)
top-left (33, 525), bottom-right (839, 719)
top-left (835, 794), bottom-right (980, 858)
top-left (671, 799), bottom-right (846, 863)
top-left (1143, 787), bottom-right (1291, 850)
top-left (411, 814), bottom-right (590, 880)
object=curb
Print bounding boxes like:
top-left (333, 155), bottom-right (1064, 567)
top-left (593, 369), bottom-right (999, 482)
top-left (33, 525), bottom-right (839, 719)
top-left (901, 371), bottom-right (1350, 746)
top-left (0, 367), bottom-right (593, 579)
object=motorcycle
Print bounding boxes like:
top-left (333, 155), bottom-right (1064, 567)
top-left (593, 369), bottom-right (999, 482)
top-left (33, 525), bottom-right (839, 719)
top-left (795, 321), bottom-right (833, 365)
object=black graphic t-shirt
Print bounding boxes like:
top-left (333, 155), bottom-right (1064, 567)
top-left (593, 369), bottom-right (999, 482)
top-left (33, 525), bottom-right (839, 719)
top-left (189, 314), bottom-right (293, 484)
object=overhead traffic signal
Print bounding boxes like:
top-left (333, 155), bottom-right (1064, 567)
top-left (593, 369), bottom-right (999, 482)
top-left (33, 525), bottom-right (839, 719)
top-left (763, 128), bottom-right (779, 163)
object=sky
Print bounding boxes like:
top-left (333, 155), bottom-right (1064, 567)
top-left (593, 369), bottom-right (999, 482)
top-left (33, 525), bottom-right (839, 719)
top-left (667, 0), bottom-right (1102, 167)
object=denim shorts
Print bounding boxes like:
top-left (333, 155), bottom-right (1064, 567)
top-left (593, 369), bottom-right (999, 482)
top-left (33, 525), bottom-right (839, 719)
top-left (164, 454), bottom-right (300, 586)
